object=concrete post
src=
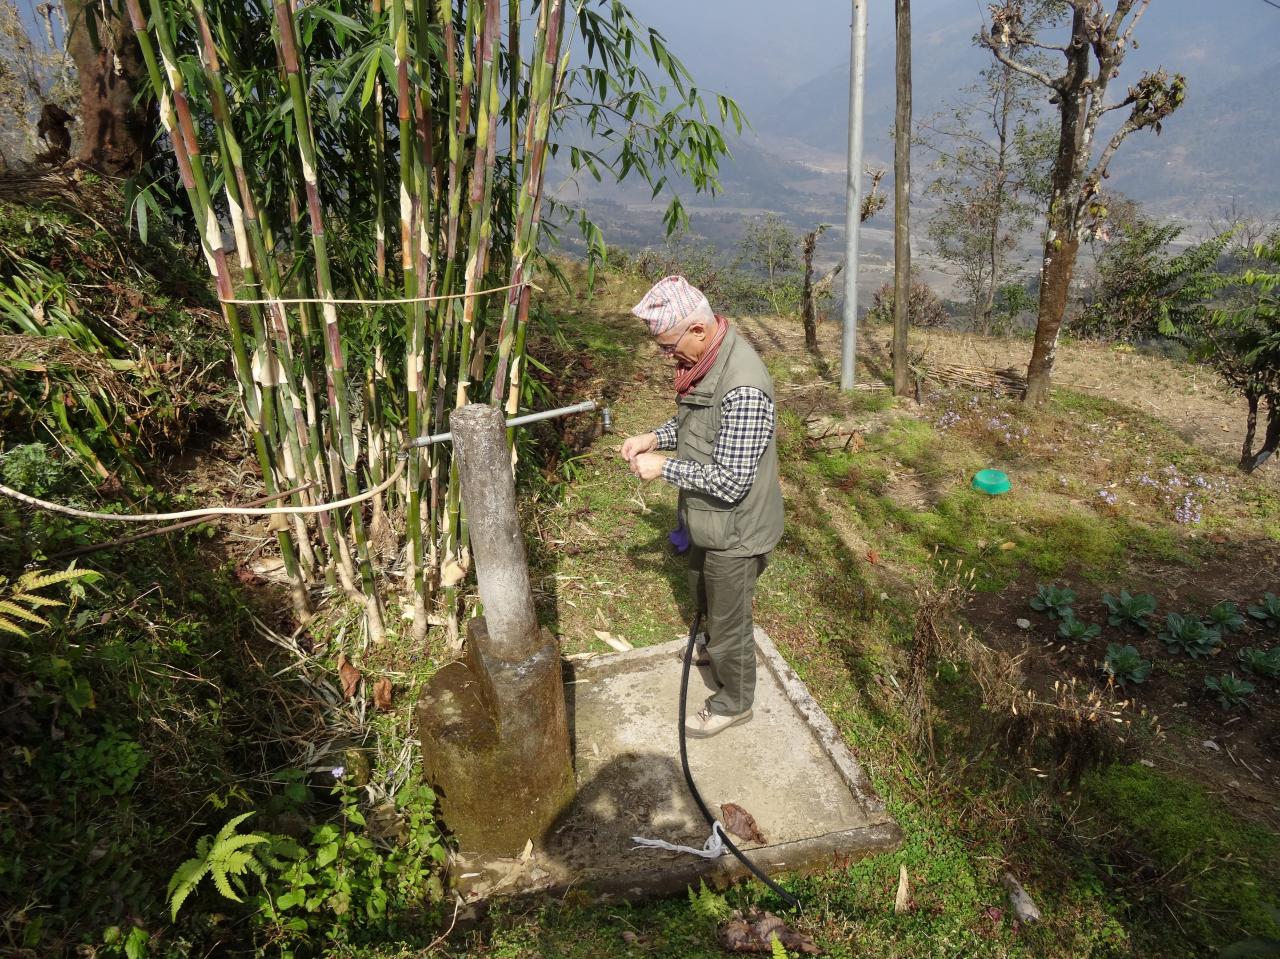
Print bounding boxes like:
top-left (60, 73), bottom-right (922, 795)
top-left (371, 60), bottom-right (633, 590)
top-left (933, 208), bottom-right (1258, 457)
top-left (416, 403), bottom-right (576, 860)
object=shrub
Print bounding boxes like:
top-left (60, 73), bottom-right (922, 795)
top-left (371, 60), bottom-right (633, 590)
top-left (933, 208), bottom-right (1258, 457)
top-left (1104, 590), bottom-right (1157, 631)
top-left (1247, 593), bottom-right (1280, 629)
top-left (1030, 583), bottom-right (1076, 621)
top-left (866, 280), bottom-right (951, 328)
top-left (1237, 647), bottom-right (1280, 679)
top-left (1203, 674), bottom-right (1255, 710)
top-left (1059, 615), bottom-right (1102, 643)
top-left (1158, 612), bottom-right (1223, 658)
top-left (1103, 643), bottom-right (1152, 685)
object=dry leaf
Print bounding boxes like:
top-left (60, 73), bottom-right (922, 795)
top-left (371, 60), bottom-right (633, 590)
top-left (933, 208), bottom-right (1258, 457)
top-left (717, 910), bottom-right (818, 954)
top-left (720, 802), bottom-right (767, 844)
top-left (1000, 541), bottom-right (1017, 551)
top-left (593, 629), bottom-right (632, 652)
top-left (895, 863), bottom-right (911, 914)
top-left (866, 548), bottom-right (880, 565)
top-left (337, 653), bottom-right (362, 700)
top-left (372, 676), bottom-right (393, 711)
top-left (440, 560), bottom-right (466, 588)
top-left (849, 431), bottom-right (866, 451)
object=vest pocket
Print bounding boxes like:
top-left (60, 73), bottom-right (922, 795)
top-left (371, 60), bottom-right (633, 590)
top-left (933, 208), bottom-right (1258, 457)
top-left (685, 495), bottom-right (737, 551)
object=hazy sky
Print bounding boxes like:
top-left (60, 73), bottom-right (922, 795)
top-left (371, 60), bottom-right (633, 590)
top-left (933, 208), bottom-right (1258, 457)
top-left (620, 0), bottom-right (1280, 123)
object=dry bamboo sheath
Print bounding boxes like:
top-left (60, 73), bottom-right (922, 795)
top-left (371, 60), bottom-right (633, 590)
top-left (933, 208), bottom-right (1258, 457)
top-left (113, 0), bottom-right (570, 641)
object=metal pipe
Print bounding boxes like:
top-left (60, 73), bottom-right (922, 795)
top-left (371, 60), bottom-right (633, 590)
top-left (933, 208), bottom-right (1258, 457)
top-left (403, 399), bottom-right (600, 450)
top-left (841, 0), bottom-right (868, 391)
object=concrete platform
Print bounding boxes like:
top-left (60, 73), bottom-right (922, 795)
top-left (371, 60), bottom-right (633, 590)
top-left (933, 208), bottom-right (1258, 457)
top-left (451, 627), bottom-right (902, 903)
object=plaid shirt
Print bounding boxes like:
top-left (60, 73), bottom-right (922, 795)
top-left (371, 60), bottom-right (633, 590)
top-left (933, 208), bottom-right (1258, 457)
top-left (653, 386), bottom-right (775, 504)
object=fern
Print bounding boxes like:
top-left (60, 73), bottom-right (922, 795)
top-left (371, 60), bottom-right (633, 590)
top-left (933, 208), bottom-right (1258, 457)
top-left (687, 880), bottom-right (731, 921)
top-left (771, 933), bottom-right (790, 959)
top-left (0, 564), bottom-right (97, 637)
top-left (168, 812), bottom-right (271, 920)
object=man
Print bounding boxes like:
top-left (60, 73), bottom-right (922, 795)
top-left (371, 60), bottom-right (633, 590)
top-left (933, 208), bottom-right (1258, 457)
top-left (621, 275), bottom-right (784, 739)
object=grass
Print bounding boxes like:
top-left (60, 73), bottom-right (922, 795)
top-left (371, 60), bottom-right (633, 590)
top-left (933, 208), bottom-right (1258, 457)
top-left (486, 276), bottom-right (1280, 958)
top-left (8, 257), bottom-right (1278, 957)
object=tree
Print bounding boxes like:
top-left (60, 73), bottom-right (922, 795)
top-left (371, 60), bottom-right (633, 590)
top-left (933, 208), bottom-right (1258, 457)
top-left (738, 213), bottom-right (800, 315)
top-left (980, 0), bottom-right (1185, 404)
top-left (892, 0), bottom-right (912, 396)
top-left (799, 169), bottom-right (885, 354)
top-left (1072, 201), bottom-right (1230, 344)
top-left (1171, 235), bottom-right (1280, 473)
top-left (919, 53), bottom-right (1053, 333)
top-left (62, 0), bottom-right (151, 175)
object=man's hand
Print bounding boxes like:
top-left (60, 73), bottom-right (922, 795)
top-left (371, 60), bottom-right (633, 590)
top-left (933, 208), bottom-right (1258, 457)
top-left (620, 431), bottom-right (658, 463)
top-left (629, 451), bottom-right (668, 482)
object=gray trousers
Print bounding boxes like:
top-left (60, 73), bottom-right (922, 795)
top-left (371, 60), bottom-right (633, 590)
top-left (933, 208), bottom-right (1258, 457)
top-left (688, 547), bottom-right (769, 716)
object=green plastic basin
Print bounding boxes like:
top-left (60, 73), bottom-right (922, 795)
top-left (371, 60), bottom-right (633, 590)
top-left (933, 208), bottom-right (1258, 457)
top-left (972, 468), bottom-right (1011, 495)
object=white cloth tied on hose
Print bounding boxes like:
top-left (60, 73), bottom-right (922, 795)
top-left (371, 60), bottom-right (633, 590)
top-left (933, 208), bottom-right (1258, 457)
top-left (631, 824), bottom-right (725, 859)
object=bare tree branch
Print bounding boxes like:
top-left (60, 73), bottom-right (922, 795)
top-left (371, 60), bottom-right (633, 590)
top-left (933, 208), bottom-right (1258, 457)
top-left (979, 28), bottom-right (1064, 92)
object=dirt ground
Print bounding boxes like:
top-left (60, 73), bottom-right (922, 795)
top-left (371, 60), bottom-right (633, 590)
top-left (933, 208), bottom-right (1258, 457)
top-left (734, 313), bottom-right (1275, 485)
top-left (732, 310), bottom-right (1280, 830)
top-left (963, 554), bottom-right (1280, 831)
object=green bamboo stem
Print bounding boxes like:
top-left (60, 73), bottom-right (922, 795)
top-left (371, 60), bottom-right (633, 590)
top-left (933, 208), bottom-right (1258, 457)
top-left (125, 0), bottom-right (310, 616)
top-left (273, 0), bottom-right (385, 641)
top-left (503, 0), bottom-right (567, 418)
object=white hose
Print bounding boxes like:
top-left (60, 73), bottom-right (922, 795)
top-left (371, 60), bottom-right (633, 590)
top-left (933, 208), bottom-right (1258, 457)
top-left (0, 459), bottom-right (406, 522)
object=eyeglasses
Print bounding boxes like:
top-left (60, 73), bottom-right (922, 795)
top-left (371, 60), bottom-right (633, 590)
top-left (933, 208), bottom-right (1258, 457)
top-left (656, 326), bottom-right (691, 356)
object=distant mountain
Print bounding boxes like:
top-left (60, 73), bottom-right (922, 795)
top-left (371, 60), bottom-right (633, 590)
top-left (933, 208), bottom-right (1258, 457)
top-left (747, 0), bottom-right (1280, 213)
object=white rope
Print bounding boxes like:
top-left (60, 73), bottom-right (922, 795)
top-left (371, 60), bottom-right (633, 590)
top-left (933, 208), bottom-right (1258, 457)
top-left (219, 279), bottom-right (539, 307)
top-left (631, 825), bottom-right (725, 859)
top-left (0, 458), bottom-right (406, 522)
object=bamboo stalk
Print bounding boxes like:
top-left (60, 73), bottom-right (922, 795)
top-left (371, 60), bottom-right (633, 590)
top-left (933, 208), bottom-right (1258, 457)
top-left (273, 0), bottom-right (386, 641)
top-left (124, 0), bottom-right (310, 617)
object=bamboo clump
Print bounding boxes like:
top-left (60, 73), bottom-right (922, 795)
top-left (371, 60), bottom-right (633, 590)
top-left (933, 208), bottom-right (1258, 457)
top-left (125, 0), bottom-right (570, 643)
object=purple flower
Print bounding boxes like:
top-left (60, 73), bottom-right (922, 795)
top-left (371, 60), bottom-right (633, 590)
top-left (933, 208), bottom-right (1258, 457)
top-left (331, 765), bottom-right (345, 779)
top-left (1174, 493), bottom-right (1202, 525)
top-left (1098, 489), bottom-right (1118, 506)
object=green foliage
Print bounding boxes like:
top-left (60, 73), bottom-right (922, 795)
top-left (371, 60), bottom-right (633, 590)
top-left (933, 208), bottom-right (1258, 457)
top-left (1220, 906), bottom-right (1280, 958)
top-left (1058, 614), bottom-right (1101, 642)
top-left (243, 778), bottom-right (444, 948)
top-left (101, 924), bottom-right (151, 959)
top-left (1103, 590), bottom-right (1157, 631)
top-left (1208, 600), bottom-right (1247, 634)
top-left (0, 563), bottom-right (98, 638)
top-left (1103, 643), bottom-right (1152, 685)
top-left (920, 52), bottom-right (1054, 332)
top-left (1074, 213), bottom-right (1230, 344)
top-left (1081, 763), bottom-right (1280, 950)
top-left (1248, 593), bottom-right (1280, 629)
top-left (1203, 674), bottom-right (1256, 710)
top-left (735, 213), bottom-right (800, 315)
top-left (687, 881), bottom-right (732, 922)
top-left (1237, 647), bottom-right (1280, 679)
top-left (1157, 612), bottom-right (1223, 658)
top-left (1029, 583), bottom-right (1075, 620)
top-left (167, 812), bottom-right (272, 920)
top-left (0, 196), bottom-right (223, 481)
top-left (771, 932), bottom-right (789, 959)
top-left (1163, 233), bottom-right (1280, 472)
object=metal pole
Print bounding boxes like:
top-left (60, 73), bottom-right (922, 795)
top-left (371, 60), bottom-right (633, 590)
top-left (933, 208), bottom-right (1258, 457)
top-left (404, 398), bottom-right (598, 449)
top-left (841, 0), bottom-right (868, 392)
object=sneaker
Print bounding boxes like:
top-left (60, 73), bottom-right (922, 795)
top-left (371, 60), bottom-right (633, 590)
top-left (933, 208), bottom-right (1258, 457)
top-left (684, 705), bottom-right (752, 739)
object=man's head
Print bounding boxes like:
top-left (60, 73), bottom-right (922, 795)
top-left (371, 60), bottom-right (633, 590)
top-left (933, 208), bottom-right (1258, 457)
top-left (631, 275), bottom-right (715, 366)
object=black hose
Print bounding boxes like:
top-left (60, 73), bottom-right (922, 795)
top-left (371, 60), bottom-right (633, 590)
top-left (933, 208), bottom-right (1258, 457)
top-left (679, 611), bottom-right (802, 911)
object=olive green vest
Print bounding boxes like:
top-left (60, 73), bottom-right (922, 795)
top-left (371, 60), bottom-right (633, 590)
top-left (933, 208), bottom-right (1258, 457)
top-left (675, 325), bottom-right (784, 557)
